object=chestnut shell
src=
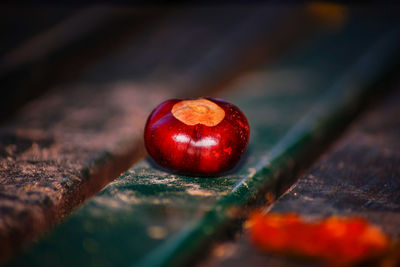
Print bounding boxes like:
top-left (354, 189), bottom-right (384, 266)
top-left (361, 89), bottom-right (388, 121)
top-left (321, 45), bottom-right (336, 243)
top-left (144, 97), bottom-right (250, 176)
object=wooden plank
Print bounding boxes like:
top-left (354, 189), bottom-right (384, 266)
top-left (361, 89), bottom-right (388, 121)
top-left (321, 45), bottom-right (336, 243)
top-left (8, 7), bottom-right (400, 267)
top-left (202, 70), bottom-right (400, 267)
top-left (0, 6), bottom-right (316, 262)
top-left (0, 7), bottom-right (171, 121)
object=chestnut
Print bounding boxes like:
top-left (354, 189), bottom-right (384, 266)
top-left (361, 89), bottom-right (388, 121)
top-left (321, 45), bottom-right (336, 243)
top-left (144, 97), bottom-right (249, 176)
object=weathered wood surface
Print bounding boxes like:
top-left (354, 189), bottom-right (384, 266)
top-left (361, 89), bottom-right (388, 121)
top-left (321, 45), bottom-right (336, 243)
top-left (7, 7), bottom-right (400, 267)
top-left (0, 7), bottom-right (171, 121)
top-left (202, 73), bottom-right (400, 267)
top-left (0, 6), bottom-right (321, 262)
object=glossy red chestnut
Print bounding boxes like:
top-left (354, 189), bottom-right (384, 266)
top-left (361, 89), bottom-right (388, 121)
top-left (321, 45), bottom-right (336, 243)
top-left (144, 97), bottom-right (250, 176)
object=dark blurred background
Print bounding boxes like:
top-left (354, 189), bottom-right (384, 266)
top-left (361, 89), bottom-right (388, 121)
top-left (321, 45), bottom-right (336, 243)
top-left (0, 2), bottom-right (379, 121)
top-left (2, 3), bottom-right (400, 266)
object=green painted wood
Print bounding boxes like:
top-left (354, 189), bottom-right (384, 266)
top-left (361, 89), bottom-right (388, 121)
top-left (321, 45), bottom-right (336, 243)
top-left (1, 6), bottom-right (311, 261)
top-left (204, 70), bottom-right (400, 267)
top-left (8, 10), bottom-right (400, 267)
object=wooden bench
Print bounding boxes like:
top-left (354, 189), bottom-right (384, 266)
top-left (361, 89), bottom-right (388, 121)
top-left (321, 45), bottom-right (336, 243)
top-left (201, 73), bottom-right (400, 267)
top-left (1, 4), bottom-right (400, 267)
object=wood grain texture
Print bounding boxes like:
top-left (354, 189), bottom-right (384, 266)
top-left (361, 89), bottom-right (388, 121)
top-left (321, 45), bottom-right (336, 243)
top-left (0, 6), bottom-right (316, 262)
top-left (8, 7), bottom-right (400, 267)
top-left (203, 72), bottom-right (400, 267)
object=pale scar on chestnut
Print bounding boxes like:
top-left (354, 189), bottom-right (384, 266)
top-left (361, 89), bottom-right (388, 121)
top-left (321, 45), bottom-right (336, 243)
top-left (171, 99), bottom-right (225, 126)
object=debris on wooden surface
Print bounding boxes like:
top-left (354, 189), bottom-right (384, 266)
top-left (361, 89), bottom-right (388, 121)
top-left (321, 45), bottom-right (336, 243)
top-left (246, 212), bottom-right (389, 265)
top-left (202, 67), bottom-right (400, 267)
top-left (8, 7), bottom-right (400, 267)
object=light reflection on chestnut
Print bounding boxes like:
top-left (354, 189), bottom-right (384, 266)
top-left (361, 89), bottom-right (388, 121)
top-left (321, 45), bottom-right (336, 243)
top-left (144, 97), bottom-right (249, 176)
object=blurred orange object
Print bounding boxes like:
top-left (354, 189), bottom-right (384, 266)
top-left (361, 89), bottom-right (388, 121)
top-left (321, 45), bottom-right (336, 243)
top-left (246, 212), bottom-right (389, 265)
